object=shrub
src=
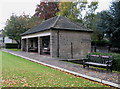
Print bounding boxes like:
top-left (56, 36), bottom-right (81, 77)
top-left (89, 52), bottom-right (120, 71)
top-left (111, 39), bottom-right (120, 48)
top-left (91, 40), bottom-right (110, 46)
top-left (5, 43), bottom-right (18, 49)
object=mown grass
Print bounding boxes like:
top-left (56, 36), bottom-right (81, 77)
top-left (1, 51), bottom-right (107, 87)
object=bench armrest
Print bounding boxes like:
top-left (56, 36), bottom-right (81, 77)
top-left (82, 58), bottom-right (88, 62)
top-left (106, 60), bottom-right (113, 65)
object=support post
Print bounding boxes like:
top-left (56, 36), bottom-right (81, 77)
top-left (21, 39), bottom-right (24, 51)
top-left (21, 39), bottom-right (26, 51)
top-left (26, 38), bottom-right (29, 52)
top-left (38, 37), bottom-right (42, 54)
top-left (71, 42), bottom-right (73, 59)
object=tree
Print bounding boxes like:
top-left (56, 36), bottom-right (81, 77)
top-left (34, 0), bottom-right (59, 20)
top-left (109, 2), bottom-right (120, 48)
top-left (96, 11), bottom-right (113, 38)
top-left (92, 12), bottom-right (105, 41)
top-left (81, 1), bottom-right (100, 42)
top-left (27, 16), bottom-right (42, 29)
top-left (83, 1), bottom-right (98, 29)
top-left (4, 14), bottom-right (41, 48)
top-left (57, 1), bottom-right (88, 23)
top-left (57, 2), bottom-right (79, 22)
top-left (77, 1), bottom-right (88, 23)
top-left (96, 2), bottom-right (120, 48)
top-left (57, 1), bottom-right (98, 25)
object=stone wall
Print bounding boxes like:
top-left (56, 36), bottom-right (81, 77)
top-left (50, 30), bottom-right (58, 57)
top-left (51, 30), bottom-right (92, 59)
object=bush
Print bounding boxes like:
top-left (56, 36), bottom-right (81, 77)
top-left (91, 40), bottom-right (110, 46)
top-left (111, 39), bottom-right (120, 48)
top-left (89, 52), bottom-right (120, 71)
top-left (5, 43), bottom-right (18, 49)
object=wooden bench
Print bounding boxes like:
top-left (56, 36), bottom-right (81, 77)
top-left (82, 55), bottom-right (113, 71)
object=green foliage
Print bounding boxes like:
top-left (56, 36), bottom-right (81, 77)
top-left (83, 2), bottom-right (100, 41)
top-left (96, 11), bottom-right (113, 38)
top-left (89, 52), bottom-right (120, 71)
top-left (4, 14), bottom-right (29, 48)
top-left (96, 2), bottom-right (120, 48)
top-left (2, 51), bottom-right (105, 87)
top-left (91, 12), bottom-right (107, 41)
top-left (76, 1), bottom-right (88, 23)
top-left (4, 14), bottom-right (41, 48)
top-left (27, 16), bottom-right (42, 29)
top-left (84, 1), bottom-right (98, 29)
top-left (57, 2), bottom-right (79, 22)
top-left (91, 39), bottom-right (110, 46)
top-left (91, 27), bottom-right (104, 41)
top-left (57, 1), bottom-right (98, 26)
top-left (5, 43), bottom-right (18, 49)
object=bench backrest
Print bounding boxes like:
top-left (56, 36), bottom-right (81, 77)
top-left (87, 55), bottom-right (113, 64)
top-left (101, 56), bottom-right (113, 64)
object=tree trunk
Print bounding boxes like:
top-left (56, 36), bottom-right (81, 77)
top-left (15, 39), bottom-right (21, 49)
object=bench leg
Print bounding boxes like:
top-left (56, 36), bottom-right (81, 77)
top-left (110, 69), bottom-right (112, 72)
top-left (87, 65), bottom-right (89, 68)
top-left (83, 64), bottom-right (85, 68)
top-left (83, 64), bottom-right (89, 68)
top-left (110, 66), bottom-right (112, 72)
top-left (106, 66), bottom-right (109, 71)
top-left (106, 66), bottom-right (112, 72)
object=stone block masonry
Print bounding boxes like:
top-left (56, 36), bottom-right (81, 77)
top-left (51, 30), bottom-right (92, 59)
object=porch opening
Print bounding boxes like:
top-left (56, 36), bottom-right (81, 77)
top-left (40, 36), bottom-right (50, 55)
top-left (29, 37), bottom-right (38, 52)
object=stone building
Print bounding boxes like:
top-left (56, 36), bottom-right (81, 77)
top-left (21, 16), bottom-right (93, 59)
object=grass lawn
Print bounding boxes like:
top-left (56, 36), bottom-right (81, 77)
top-left (1, 51), bottom-right (108, 87)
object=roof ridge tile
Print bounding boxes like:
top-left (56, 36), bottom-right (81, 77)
top-left (51, 16), bottom-right (60, 28)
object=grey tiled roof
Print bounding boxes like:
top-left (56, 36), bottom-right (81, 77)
top-left (22, 16), bottom-right (92, 35)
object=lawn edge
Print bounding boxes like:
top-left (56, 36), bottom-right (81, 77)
top-left (2, 50), bottom-right (120, 88)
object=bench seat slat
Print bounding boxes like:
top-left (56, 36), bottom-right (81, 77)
top-left (85, 62), bottom-right (111, 67)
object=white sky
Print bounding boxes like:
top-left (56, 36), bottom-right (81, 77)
top-left (0, 0), bottom-right (113, 30)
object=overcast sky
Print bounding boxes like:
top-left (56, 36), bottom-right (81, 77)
top-left (0, 0), bottom-right (113, 30)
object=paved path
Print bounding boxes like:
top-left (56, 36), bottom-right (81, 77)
top-left (1, 49), bottom-right (120, 87)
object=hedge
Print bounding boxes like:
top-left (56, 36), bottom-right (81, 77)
top-left (5, 43), bottom-right (18, 49)
top-left (89, 52), bottom-right (120, 71)
top-left (91, 40), bottom-right (110, 46)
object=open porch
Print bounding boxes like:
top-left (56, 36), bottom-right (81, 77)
top-left (21, 31), bottom-right (51, 55)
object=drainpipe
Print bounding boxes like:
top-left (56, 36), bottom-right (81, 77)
top-left (71, 42), bottom-right (73, 59)
top-left (57, 30), bottom-right (59, 57)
